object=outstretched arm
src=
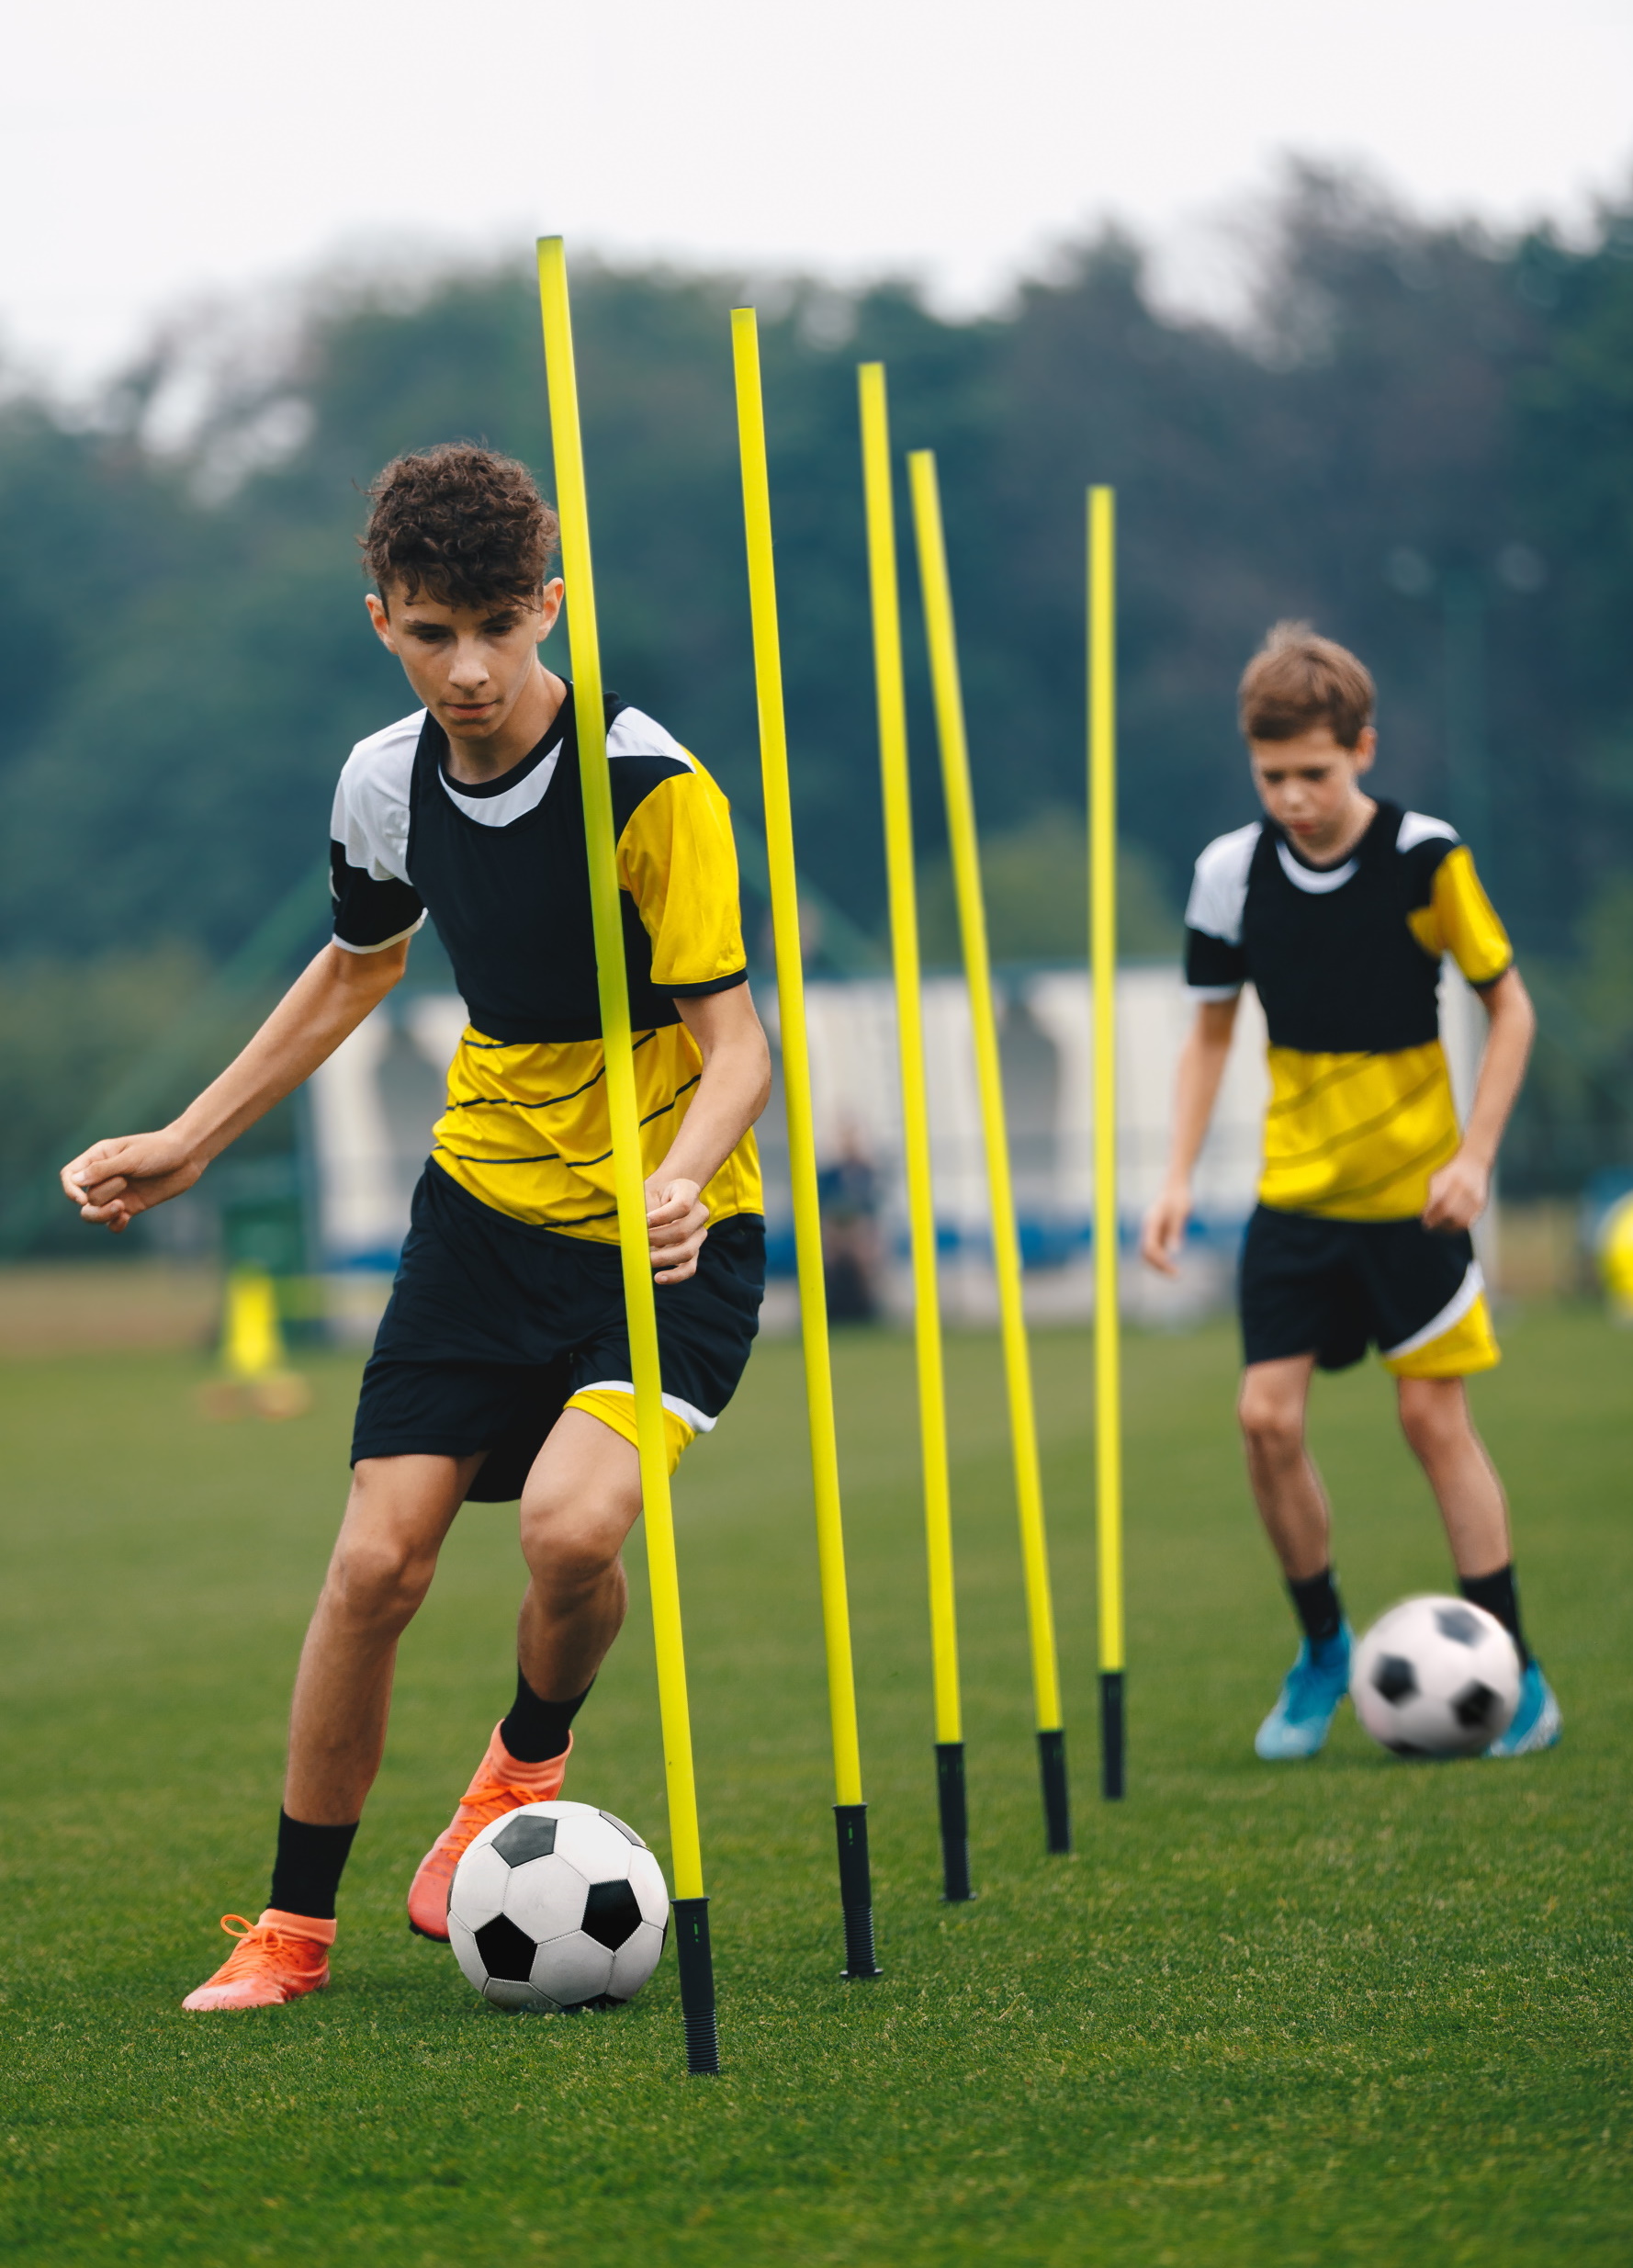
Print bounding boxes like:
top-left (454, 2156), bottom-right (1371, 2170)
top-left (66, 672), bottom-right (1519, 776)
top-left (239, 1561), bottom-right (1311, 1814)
top-left (1139, 995), bottom-right (1240, 1276)
top-left (1423, 966), bottom-right (1535, 1233)
top-left (62, 938), bottom-right (411, 1232)
top-left (641, 983), bottom-right (772, 1285)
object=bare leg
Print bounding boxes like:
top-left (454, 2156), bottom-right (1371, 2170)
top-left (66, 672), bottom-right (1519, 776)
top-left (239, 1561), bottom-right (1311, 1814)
top-left (284, 1452), bottom-right (483, 1824)
top-left (1238, 1355), bottom-right (1331, 1581)
top-left (1395, 1374), bottom-right (1512, 1578)
top-left (516, 1409), bottom-right (645, 1701)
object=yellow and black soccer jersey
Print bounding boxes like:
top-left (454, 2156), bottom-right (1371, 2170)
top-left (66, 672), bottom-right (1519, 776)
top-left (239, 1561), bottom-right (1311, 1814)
top-left (1184, 801), bottom-right (1512, 1221)
top-left (328, 687), bottom-right (761, 1242)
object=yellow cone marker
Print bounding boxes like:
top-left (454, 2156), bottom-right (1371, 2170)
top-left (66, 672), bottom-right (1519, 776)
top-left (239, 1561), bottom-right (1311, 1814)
top-left (859, 363), bottom-right (971, 1901)
top-left (907, 448), bottom-right (1072, 1854)
top-left (536, 237), bottom-right (718, 2071)
top-left (223, 1269), bottom-right (284, 1382)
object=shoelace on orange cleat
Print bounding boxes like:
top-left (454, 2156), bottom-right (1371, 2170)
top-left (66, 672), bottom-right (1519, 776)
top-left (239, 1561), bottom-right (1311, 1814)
top-left (430, 1782), bottom-right (543, 1872)
top-left (209, 1915), bottom-right (321, 1979)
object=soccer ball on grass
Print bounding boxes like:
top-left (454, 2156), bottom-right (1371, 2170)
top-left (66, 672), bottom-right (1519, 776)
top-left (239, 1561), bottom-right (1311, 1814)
top-left (448, 1800), bottom-right (669, 2012)
top-left (1352, 1595), bottom-right (1521, 1757)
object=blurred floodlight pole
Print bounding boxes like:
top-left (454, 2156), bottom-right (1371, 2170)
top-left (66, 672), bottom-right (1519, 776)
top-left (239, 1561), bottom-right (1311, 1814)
top-left (1384, 543), bottom-right (1544, 882)
top-left (1440, 570), bottom-right (1491, 873)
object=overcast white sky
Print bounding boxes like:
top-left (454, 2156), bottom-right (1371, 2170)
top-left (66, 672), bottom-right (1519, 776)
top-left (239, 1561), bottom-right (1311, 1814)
top-left (6, 0), bottom-right (1632, 389)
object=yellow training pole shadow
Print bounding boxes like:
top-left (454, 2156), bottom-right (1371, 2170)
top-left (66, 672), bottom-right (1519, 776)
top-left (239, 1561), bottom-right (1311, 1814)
top-left (859, 364), bottom-right (971, 1903)
top-left (1088, 485), bottom-right (1126, 1800)
top-left (732, 308), bottom-right (880, 1977)
top-left (537, 238), bottom-right (719, 2071)
top-left (908, 451), bottom-right (1072, 1856)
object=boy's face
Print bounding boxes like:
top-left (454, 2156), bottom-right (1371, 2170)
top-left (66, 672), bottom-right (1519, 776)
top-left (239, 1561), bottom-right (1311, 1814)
top-left (1248, 725), bottom-right (1377, 858)
top-left (366, 579), bottom-right (565, 746)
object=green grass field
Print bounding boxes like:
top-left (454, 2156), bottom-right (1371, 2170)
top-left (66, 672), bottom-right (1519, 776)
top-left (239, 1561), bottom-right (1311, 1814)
top-left (2, 1306), bottom-right (1628, 2264)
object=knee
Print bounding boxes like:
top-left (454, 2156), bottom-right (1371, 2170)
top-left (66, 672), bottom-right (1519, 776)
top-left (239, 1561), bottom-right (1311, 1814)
top-left (326, 1530), bottom-right (436, 1630)
top-left (519, 1491), bottom-right (628, 1597)
top-left (523, 1528), bottom-right (625, 1600)
top-left (1238, 1387), bottom-right (1305, 1463)
top-left (1397, 1379), bottom-right (1468, 1464)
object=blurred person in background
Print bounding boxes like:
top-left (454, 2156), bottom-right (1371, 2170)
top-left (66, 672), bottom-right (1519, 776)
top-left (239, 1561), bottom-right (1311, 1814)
top-left (817, 1121), bottom-right (883, 1325)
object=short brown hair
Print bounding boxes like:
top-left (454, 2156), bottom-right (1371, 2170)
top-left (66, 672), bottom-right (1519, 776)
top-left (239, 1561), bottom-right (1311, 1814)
top-left (361, 443), bottom-right (559, 607)
top-left (1238, 621), bottom-right (1375, 749)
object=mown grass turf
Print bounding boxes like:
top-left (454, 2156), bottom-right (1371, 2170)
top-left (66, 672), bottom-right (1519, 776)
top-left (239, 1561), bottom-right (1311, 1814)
top-left (1, 1306), bottom-right (1628, 2264)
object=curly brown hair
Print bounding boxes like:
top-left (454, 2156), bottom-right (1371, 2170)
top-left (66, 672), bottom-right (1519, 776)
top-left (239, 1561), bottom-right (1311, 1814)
top-left (360, 443), bottom-right (559, 607)
top-left (1239, 621), bottom-right (1375, 749)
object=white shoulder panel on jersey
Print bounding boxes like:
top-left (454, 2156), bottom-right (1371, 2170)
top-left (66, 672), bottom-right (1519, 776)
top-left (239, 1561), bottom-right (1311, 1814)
top-left (1184, 822), bottom-right (1261, 942)
top-left (1397, 809), bottom-right (1459, 852)
top-left (331, 711), bottom-right (422, 885)
top-left (607, 705), bottom-right (697, 772)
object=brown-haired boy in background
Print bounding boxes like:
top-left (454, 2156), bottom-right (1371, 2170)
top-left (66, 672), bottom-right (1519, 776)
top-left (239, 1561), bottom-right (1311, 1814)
top-left (1141, 623), bottom-right (1560, 1761)
top-left (62, 444), bottom-right (771, 2004)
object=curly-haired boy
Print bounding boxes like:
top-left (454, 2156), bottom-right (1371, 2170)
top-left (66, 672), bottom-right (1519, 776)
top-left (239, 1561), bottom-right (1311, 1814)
top-left (64, 444), bottom-right (771, 2007)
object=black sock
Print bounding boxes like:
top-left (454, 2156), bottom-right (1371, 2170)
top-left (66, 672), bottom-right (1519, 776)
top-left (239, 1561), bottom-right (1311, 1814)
top-left (1459, 1563), bottom-right (1531, 1667)
top-left (1288, 1566), bottom-right (1344, 1648)
top-left (500, 1670), bottom-right (592, 1765)
top-left (268, 1811), bottom-right (358, 1922)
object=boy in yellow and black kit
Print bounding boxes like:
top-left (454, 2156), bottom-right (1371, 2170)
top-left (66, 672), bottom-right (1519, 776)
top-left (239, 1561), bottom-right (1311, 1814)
top-left (1143, 624), bottom-right (1560, 1761)
top-left (62, 446), bottom-right (772, 2005)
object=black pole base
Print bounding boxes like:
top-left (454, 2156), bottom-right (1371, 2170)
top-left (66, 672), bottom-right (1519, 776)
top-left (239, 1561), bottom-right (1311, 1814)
top-left (1100, 1670), bottom-right (1126, 1801)
top-left (833, 1803), bottom-right (882, 1977)
top-left (1037, 1726), bottom-right (1072, 1853)
top-left (671, 1896), bottom-right (719, 2074)
top-left (935, 1741), bottom-right (974, 1901)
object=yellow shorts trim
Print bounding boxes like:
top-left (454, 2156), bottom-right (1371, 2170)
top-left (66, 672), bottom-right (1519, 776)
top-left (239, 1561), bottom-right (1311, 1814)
top-left (564, 1388), bottom-right (695, 1474)
top-left (1382, 1292), bottom-right (1501, 1380)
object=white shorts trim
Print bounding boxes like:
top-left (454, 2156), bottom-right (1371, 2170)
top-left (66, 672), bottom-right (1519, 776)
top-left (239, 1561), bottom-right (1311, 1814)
top-left (1380, 1260), bottom-right (1485, 1361)
top-left (571, 1380), bottom-right (716, 1433)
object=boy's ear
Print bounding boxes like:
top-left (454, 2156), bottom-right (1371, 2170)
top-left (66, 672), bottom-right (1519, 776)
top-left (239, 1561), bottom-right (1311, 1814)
top-left (365, 592), bottom-right (397, 650)
top-left (1353, 726), bottom-right (1378, 773)
top-left (536, 577), bottom-right (566, 642)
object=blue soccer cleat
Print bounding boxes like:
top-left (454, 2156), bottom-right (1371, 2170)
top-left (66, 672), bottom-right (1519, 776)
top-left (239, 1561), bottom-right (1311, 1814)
top-left (1255, 1625), bottom-right (1352, 1760)
top-left (1484, 1661), bottom-right (1562, 1757)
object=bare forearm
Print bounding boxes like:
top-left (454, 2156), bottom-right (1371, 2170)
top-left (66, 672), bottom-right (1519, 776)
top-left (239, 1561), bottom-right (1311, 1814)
top-left (63, 939), bottom-right (408, 1233)
top-left (1162, 1002), bottom-right (1239, 1190)
top-left (1459, 970), bottom-right (1535, 1169)
top-left (653, 1034), bottom-right (771, 1193)
top-left (1140, 998), bottom-right (1238, 1273)
top-left (180, 942), bottom-right (407, 1164)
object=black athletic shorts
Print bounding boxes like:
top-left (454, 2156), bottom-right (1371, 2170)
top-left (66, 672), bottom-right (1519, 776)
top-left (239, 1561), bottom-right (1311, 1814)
top-left (1238, 1203), bottom-right (1497, 1378)
top-left (352, 1165), bottom-right (765, 1500)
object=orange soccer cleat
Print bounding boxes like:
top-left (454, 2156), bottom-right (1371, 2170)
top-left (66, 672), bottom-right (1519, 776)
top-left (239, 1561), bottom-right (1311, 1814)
top-left (181, 1910), bottom-right (335, 2012)
top-left (406, 1725), bottom-right (571, 1942)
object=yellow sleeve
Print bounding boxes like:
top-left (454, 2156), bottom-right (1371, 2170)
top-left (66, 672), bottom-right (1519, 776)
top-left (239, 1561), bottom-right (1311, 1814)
top-left (1413, 843), bottom-right (1512, 986)
top-left (614, 760), bottom-right (748, 990)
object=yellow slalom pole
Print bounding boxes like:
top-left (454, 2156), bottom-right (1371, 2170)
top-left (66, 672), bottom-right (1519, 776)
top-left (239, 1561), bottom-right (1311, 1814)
top-left (731, 307), bottom-right (879, 1978)
top-left (858, 364), bottom-right (971, 1903)
top-left (907, 450), bottom-right (1072, 1856)
top-left (536, 238), bottom-right (719, 2071)
top-left (1088, 484), bottom-right (1126, 1800)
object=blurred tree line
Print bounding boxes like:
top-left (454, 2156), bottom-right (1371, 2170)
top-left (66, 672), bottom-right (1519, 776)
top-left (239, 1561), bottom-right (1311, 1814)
top-left (2, 165), bottom-right (1630, 1233)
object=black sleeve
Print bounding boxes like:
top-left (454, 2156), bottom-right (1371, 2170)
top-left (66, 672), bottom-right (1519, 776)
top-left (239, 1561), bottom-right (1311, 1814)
top-left (1184, 925), bottom-right (1248, 991)
top-left (667, 966), bottom-right (749, 999)
top-left (330, 839), bottom-right (424, 951)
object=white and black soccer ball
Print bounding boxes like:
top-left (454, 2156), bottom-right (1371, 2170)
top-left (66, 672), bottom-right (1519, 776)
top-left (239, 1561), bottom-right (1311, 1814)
top-left (448, 1800), bottom-right (669, 2012)
top-left (1353, 1596), bottom-right (1522, 1757)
